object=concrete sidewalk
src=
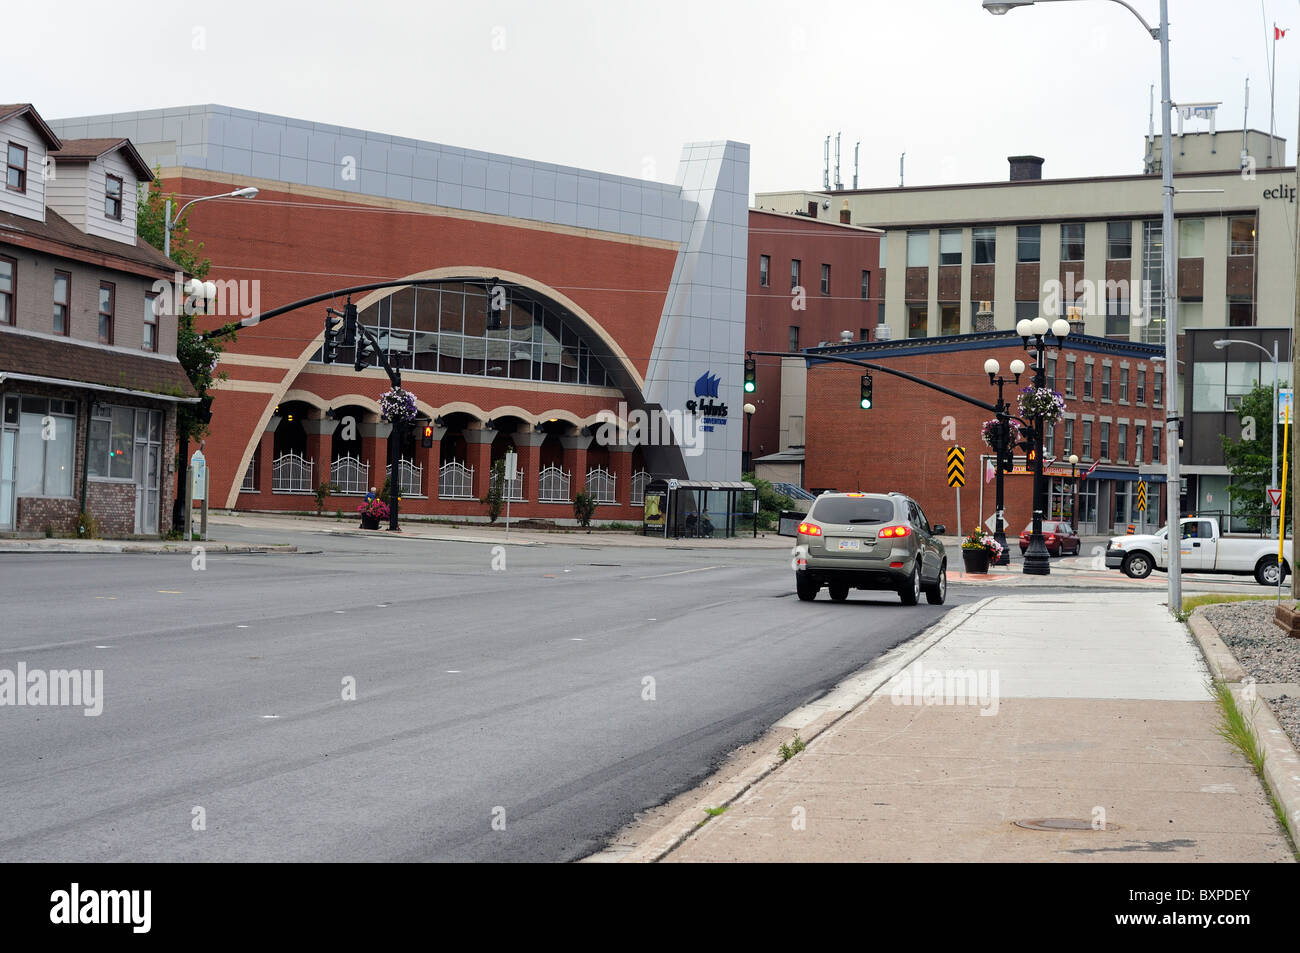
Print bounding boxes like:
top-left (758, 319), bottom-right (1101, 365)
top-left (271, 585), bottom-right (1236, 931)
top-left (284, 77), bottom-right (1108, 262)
top-left (661, 593), bottom-right (1295, 862)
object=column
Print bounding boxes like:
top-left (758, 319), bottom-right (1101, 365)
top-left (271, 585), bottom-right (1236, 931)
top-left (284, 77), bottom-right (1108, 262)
top-left (360, 419), bottom-right (390, 496)
top-left (464, 427), bottom-right (495, 499)
top-left (609, 443), bottom-right (634, 513)
top-left (257, 427), bottom-right (276, 497)
top-left (304, 415), bottom-right (332, 492)
top-left (561, 432), bottom-right (590, 499)
top-left (514, 429), bottom-right (546, 502)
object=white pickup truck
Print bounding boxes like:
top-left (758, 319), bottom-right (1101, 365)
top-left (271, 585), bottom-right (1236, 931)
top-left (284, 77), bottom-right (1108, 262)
top-left (1106, 517), bottom-right (1293, 586)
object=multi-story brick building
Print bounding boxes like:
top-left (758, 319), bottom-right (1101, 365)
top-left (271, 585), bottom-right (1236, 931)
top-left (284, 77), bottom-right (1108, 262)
top-left (0, 104), bottom-right (195, 537)
top-left (744, 205), bottom-right (880, 474)
top-left (798, 330), bottom-right (1167, 537)
top-left (47, 105), bottom-right (749, 527)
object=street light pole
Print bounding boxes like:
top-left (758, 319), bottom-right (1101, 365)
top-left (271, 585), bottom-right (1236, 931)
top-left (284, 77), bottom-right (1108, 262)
top-left (164, 186), bottom-right (260, 259)
top-left (1017, 317), bottom-right (1072, 575)
top-left (984, 0), bottom-right (1180, 613)
top-left (1215, 337), bottom-right (1280, 534)
top-left (985, 357), bottom-right (1025, 565)
top-left (1068, 453), bottom-right (1080, 530)
top-left (743, 402), bottom-right (756, 474)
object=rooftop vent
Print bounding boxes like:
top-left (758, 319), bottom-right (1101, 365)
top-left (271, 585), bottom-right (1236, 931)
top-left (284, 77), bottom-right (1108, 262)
top-left (1008, 155), bottom-right (1045, 181)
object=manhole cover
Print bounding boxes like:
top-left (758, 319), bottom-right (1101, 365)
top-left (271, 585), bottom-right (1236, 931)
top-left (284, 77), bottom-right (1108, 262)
top-left (1014, 818), bottom-right (1118, 832)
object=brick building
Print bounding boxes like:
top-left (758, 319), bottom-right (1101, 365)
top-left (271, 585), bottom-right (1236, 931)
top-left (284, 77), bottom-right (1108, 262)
top-left (744, 204), bottom-right (880, 472)
top-left (799, 330), bottom-right (1168, 537)
top-left (0, 104), bottom-right (195, 537)
top-left (48, 105), bottom-right (749, 526)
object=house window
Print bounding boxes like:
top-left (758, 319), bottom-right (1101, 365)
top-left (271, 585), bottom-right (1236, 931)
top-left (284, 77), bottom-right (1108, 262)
top-left (859, 328), bottom-right (869, 341)
top-left (98, 282), bottom-right (115, 345)
top-left (788, 325), bottom-right (799, 351)
top-left (1017, 225), bottom-right (1041, 263)
top-left (759, 255), bottom-right (769, 287)
top-left (1107, 221), bottom-right (1132, 259)
top-left (1101, 365), bottom-right (1111, 400)
top-left (1015, 301), bottom-right (1038, 323)
top-left (5, 142), bottom-right (27, 193)
top-left (1137, 368), bottom-right (1146, 404)
top-left (907, 306), bottom-right (928, 339)
top-left (1153, 367), bottom-right (1163, 407)
top-left (939, 304), bottom-right (959, 336)
top-left (1119, 368), bottom-right (1129, 402)
top-left (1178, 218), bottom-right (1204, 258)
top-left (53, 271), bottom-right (70, 336)
top-left (144, 293), bottom-right (159, 352)
top-left (1082, 420), bottom-right (1093, 460)
top-left (1064, 419), bottom-right (1074, 455)
top-left (790, 259), bottom-right (801, 290)
top-left (1100, 422), bottom-right (1110, 460)
top-left (1083, 363), bottom-right (1093, 398)
top-left (1152, 423), bottom-right (1161, 462)
top-left (860, 270), bottom-right (870, 300)
top-left (906, 230), bottom-right (929, 267)
top-left (1106, 286), bottom-right (1129, 337)
top-left (1228, 297), bottom-right (1255, 327)
top-left (939, 229), bottom-right (962, 266)
top-left (1135, 423), bottom-right (1145, 464)
top-left (973, 226), bottom-right (996, 265)
top-left (0, 255), bottom-right (14, 325)
top-left (821, 263), bottom-right (831, 295)
top-left (1060, 223), bottom-right (1085, 261)
top-left (1118, 423), bottom-right (1128, 463)
top-left (15, 397), bottom-right (76, 497)
top-left (105, 174), bottom-right (124, 221)
top-left (1229, 215), bottom-right (1256, 256)
top-left (1064, 358), bottom-right (1076, 398)
top-left (1047, 357), bottom-right (1057, 392)
top-left (1044, 422), bottom-right (1055, 457)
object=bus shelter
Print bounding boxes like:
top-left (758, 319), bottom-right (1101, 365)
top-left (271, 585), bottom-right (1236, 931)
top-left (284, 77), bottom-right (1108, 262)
top-left (641, 479), bottom-right (756, 539)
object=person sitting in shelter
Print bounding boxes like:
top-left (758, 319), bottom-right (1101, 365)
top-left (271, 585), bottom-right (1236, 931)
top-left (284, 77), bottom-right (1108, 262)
top-left (699, 511), bottom-right (714, 538)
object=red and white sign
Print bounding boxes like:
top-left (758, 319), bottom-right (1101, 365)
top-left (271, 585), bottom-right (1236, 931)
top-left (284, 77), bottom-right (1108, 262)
top-left (1268, 487), bottom-right (1283, 507)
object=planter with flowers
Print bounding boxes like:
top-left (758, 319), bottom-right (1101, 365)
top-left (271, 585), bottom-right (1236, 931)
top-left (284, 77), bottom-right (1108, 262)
top-left (357, 497), bottom-right (390, 530)
top-left (961, 527), bottom-right (1004, 574)
top-left (378, 387), bottom-right (418, 429)
top-left (1017, 385), bottom-right (1066, 426)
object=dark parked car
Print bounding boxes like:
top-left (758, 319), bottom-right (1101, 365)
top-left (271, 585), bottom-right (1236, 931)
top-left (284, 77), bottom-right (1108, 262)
top-left (1018, 521), bottom-right (1081, 556)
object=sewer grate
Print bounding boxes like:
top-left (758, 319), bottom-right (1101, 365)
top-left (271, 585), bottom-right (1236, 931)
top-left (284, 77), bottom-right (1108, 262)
top-left (1015, 817), bottom-right (1118, 832)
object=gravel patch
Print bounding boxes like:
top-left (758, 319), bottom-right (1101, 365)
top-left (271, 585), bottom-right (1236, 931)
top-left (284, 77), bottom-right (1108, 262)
top-left (1201, 601), bottom-right (1300, 747)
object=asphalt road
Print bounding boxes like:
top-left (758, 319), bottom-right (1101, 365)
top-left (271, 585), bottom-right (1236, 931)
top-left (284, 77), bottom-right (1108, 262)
top-left (0, 532), bottom-right (999, 862)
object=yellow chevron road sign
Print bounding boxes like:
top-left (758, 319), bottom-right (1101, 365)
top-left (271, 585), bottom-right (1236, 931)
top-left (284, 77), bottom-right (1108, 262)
top-left (946, 446), bottom-right (966, 488)
top-left (1137, 480), bottom-right (1147, 512)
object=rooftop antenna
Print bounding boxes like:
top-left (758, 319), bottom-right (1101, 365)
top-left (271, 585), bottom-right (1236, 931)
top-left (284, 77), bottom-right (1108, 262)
top-left (1243, 75), bottom-right (1250, 167)
top-left (1147, 83), bottom-right (1155, 172)
top-left (823, 136), bottom-right (831, 191)
top-left (1269, 22), bottom-right (1280, 166)
top-left (853, 140), bottom-right (860, 189)
top-left (834, 131), bottom-right (842, 191)
top-left (899, 151), bottom-right (905, 188)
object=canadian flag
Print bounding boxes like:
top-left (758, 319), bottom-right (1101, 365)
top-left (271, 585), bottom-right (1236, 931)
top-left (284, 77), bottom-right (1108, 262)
top-left (1277, 26), bottom-right (1288, 40)
top-left (1083, 460), bottom-right (1100, 479)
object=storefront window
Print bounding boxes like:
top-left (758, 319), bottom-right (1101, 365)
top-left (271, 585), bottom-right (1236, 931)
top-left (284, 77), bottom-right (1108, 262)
top-left (15, 397), bottom-right (75, 497)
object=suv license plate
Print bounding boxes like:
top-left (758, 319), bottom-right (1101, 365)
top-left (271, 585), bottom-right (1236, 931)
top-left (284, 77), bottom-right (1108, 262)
top-left (837, 539), bottom-right (861, 552)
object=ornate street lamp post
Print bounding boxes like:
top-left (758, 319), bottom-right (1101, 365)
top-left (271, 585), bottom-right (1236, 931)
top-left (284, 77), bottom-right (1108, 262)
top-left (1067, 452), bottom-right (1080, 530)
top-left (1017, 316), bottom-right (1072, 575)
top-left (984, 357), bottom-right (1026, 565)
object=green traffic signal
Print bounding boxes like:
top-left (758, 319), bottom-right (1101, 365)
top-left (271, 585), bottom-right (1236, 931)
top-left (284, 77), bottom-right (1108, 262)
top-left (860, 374), bottom-right (872, 410)
top-left (743, 358), bottom-right (756, 393)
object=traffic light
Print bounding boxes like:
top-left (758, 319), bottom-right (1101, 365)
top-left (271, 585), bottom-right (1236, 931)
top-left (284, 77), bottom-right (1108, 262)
top-left (1017, 425), bottom-right (1037, 464)
top-left (421, 424), bottom-right (434, 449)
top-left (743, 358), bottom-right (756, 393)
top-left (323, 310), bottom-right (344, 364)
top-left (354, 333), bottom-right (376, 372)
top-left (859, 373), bottom-right (873, 410)
top-left (342, 301), bottom-right (357, 347)
top-left (196, 394), bottom-right (214, 425)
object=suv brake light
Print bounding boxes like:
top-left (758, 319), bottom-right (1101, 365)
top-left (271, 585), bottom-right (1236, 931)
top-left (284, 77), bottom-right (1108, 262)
top-left (878, 524), bottom-right (911, 539)
top-left (798, 521), bottom-right (823, 537)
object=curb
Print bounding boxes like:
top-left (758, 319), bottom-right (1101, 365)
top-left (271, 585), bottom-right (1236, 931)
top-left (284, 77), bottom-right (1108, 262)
top-left (0, 542), bottom-right (298, 555)
top-left (596, 595), bottom-right (997, 863)
top-left (1187, 605), bottom-right (1300, 847)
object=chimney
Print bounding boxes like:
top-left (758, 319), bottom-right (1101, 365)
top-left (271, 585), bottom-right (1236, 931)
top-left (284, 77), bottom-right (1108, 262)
top-left (807, 200), bottom-right (819, 218)
top-left (839, 199), bottom-right (851, 224)
top-left (1008, 155), bottom-right (1045, 181)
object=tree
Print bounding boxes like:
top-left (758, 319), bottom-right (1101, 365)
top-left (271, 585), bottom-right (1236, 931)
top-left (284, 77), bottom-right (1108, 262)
top-left (743, 472), bottom-right (793, 531)
top-left (573, 491), bottom-right (597, 531)
top-left (137, 169), bottom-right (227, 445)
top-left (482, 459), bottom-right (505, 524)
top-left (1222, 383), bottom-right (1293, 534)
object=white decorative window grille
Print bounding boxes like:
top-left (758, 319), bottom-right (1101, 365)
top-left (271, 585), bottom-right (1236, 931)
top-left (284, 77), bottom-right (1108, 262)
top-left (586, 466), bottom-right (616, 503)
top-left (331, 454), bottom-right (370, 495)
top-left (271, 452), bottom-right (314, 494)
top-left (438, 460), bottom-right (475, 500)
top-left (241, 461), bottom-right (257, 492)
top-left (386, 457), bottom-right (424, 497)
top-left (630, 469), bottom-right (650, 505)
top-left (537, 464), bottom-right (570, 503)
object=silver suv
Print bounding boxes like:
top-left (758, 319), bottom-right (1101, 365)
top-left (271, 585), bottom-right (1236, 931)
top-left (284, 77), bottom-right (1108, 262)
top-left (792, 492), bottom-right (947, 605)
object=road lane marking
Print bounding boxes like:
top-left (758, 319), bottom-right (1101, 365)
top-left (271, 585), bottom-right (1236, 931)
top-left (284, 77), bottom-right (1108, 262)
top-left (157, 590), bottom-right (183, 594)
top-left (639, 566), bottom-right (721, 579)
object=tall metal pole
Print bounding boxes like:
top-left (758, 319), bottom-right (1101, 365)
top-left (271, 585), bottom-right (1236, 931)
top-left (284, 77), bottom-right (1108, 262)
top-left (1272, 340), bottom-right (1279, 537)
top-left (164, 198), bottom-right (172, 258)
top-left (1159, 0), bottom-right (1182, 614)
top-left (1024, 340), bottom-right (1051, 575)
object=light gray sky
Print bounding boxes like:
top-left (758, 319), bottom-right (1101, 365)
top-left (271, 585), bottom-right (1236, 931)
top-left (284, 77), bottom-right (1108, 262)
top-left (8, 0), bottom-right (1297, 195)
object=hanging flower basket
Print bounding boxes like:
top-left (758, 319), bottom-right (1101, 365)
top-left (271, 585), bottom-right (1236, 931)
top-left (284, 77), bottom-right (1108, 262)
top-left (980, 418), bottom-right (1002, 449)
top-left (1017, 385), bottom-right (1066, 426)
top-left (378, 388), bottom-right (418, 427)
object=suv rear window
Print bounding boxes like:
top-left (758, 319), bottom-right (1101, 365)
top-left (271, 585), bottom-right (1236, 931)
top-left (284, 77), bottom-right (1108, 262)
top-left (810, 496), bottom-right (897, 524)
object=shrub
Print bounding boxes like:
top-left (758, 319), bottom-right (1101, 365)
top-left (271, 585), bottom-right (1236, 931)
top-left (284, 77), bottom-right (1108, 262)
top-left (573, 491), bottom-right (597, 531)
